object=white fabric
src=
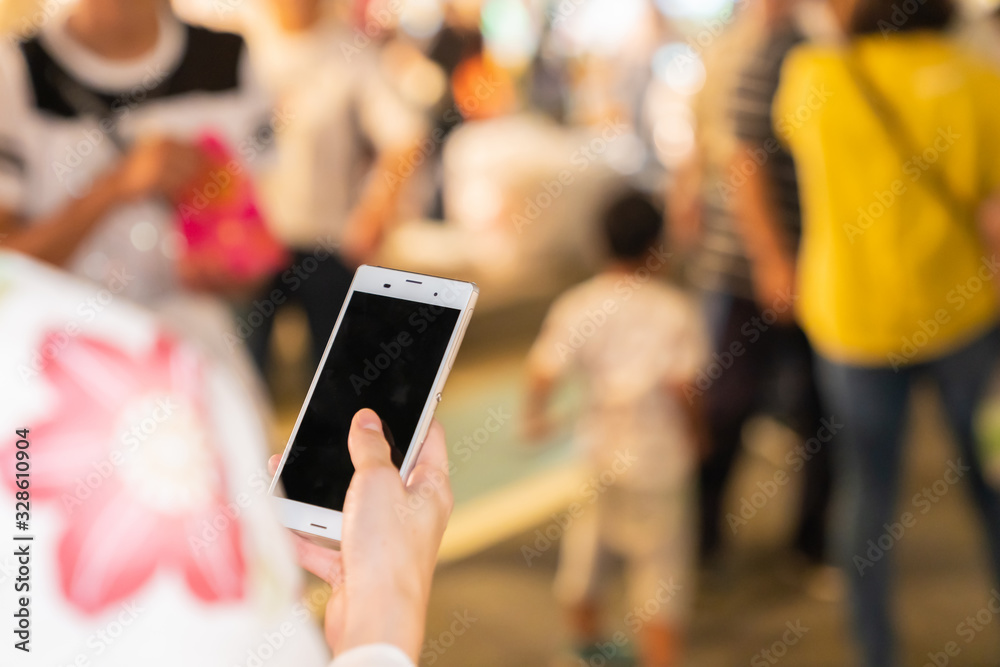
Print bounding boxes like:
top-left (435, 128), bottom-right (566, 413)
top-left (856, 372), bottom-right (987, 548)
top-left (528, 273), bottom-right (707, 490)
top-left (0, 252), bottom-right (329, 666)
top-left (331, 644), bottom-right (414, 667)
top-left (240, 7), bottom-right (429, 247)
top-left (554, 485), bottom-right (694, 626)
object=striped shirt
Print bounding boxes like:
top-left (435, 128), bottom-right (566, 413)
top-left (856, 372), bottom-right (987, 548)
top-left (730, 22), bottom-right (804, 244)
top-left (687, 22), bottom-right (805, 299)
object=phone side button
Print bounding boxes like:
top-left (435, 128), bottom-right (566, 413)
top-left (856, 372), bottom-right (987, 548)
top-left (435, 392), bottom-right (442, 403)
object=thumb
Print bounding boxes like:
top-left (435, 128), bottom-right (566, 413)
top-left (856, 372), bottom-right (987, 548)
top-left (347, 408), bottom-right (395, 471)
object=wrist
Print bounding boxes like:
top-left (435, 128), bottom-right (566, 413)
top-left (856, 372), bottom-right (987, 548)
top-left (340, 592), bottom-right (425, 662)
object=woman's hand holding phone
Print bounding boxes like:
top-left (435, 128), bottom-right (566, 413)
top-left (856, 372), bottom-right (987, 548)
top-left (269, 408), bottom-right (453, 663)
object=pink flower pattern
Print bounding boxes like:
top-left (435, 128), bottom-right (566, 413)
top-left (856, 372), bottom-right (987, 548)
top-left (3, 333), bottom-right (246, 614)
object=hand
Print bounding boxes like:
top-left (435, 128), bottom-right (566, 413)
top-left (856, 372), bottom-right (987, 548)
top-left (268, 409), bottom-right (453, 662)
top-left (113, 137), bottom-right (207, 202)
top-left (751, 254), bottom-right (797, 325)
top-left (340, 197), bottom-right (393, 268)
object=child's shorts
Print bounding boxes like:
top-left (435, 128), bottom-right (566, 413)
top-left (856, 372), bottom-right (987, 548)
top-left (553, 483), bottom-right (694, 628)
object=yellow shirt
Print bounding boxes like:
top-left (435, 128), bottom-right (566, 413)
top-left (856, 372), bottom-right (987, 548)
top-left (774, 33), bottom-right (1000, 367)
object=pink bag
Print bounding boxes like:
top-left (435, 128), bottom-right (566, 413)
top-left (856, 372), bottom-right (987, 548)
top-left (175, 133), bottom-right (288, 283)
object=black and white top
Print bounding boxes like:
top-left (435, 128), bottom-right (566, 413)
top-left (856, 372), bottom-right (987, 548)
top-left (0, 11), bottom-right (274, 304)
top-left (730, 21), bottom-right (804, 244)
top-left (687, 21), bottom-right (806, 300)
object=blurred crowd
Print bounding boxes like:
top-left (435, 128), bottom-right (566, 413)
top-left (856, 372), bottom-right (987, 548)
top-left (3, 0), bottom-right (1000, 666)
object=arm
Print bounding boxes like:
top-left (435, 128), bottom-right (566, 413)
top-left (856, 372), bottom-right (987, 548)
top-left (340, 144), bottom-right (418, 267)
top-left (523, 371), bottom-right (557, 443)
top-left (0, 137), bottom-right (205, 267)
top-left (730, 142), bottom-right (796, 322)
top-left (667, 153), bottom-right (704, 255)
top-left (0, 172), bottom-right (123, 265)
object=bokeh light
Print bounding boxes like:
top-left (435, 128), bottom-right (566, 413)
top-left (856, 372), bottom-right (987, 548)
top-left (652, 42), bottom-right (707, 96)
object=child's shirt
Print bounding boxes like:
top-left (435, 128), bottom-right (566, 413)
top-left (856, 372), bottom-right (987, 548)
top-left (529, 272), bottom-right (707, 492)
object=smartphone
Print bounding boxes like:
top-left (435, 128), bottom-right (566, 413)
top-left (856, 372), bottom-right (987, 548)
top-left (268, 265), bottom-right (477, 545)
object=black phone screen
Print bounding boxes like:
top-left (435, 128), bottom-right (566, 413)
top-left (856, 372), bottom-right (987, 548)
top-left (279, 290), bottom-right (461, 511)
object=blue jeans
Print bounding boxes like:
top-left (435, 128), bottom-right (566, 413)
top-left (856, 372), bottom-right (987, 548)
top-left (816, 328), bottom-right (1000, 667)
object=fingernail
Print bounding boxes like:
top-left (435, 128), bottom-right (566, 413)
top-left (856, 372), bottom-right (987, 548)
top-left (356, 409), bottom-right (382, 432)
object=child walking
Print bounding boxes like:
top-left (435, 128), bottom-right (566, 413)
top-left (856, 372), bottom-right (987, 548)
top-left (525, 189), bottom-right (708, 667)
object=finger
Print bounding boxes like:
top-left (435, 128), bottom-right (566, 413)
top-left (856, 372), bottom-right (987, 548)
top-left (347, 408), bottom-right (394, 471)
top-left (406, 419), bottom-right (449, 487)
top-left (406, 420), bottom-right (453, 514)
top-left (291, 532), bottom-right (344, 586)
top-left (268, 454), bottom-right (281, 477)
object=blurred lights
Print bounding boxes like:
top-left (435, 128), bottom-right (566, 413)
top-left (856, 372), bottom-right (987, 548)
top-left (130, 221), bottom-right (159, 252)
top-left (481, 0), bottom-right (539, 68)
top-left (553, 0), bottom-right (646, 56)
top-left (653, 104), bottom-right (695, 166)
top-left (456, 182), bottom-right (504, 230)
top-left (604, 132), bottom-right (646, 176)
top-left (655, 0), bottom-right (733, 20)
top-left (398, 57), bottom-right (447, 107)
top-left (652, 43), bottom-right (706, 96)
top-left (399, 0), bottom-right (445, 39)
top-left (162, 231), bottom-right (182, 260)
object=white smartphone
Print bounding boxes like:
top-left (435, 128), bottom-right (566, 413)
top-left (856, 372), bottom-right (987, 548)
top-left (268, 265), bottom-right (478, 545)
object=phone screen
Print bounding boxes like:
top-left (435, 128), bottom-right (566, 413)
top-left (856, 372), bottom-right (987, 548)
top-left (279, 291), bottom-right (461, 511)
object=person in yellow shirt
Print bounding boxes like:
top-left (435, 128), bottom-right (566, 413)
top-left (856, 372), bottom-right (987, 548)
top-left (743, 0), bottom-right (1000, 665)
